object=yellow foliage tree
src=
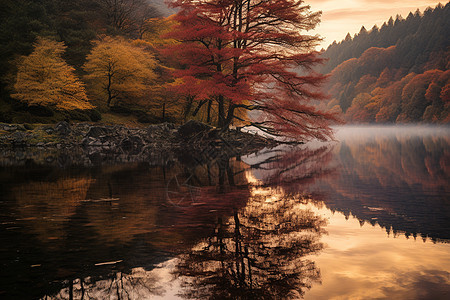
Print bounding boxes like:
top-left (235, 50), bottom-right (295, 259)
top-left (142, 16), bottom-right (178, 48)
top-left (12, 37), bottom-right (92, 110)
top-left (83, 36), bottom-right (156, 108)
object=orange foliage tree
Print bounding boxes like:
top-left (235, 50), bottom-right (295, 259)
top-left (12, 37), bottom-right (92, 110)
top-left (83, 36), bottom-right (156, 109)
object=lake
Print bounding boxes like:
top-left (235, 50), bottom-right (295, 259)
top-left (0, 125), bottom-right (449, 299)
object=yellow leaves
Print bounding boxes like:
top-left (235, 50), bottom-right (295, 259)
top-left (83, 35), bottom-right (157, 107)
top-left (12, 37), bottom-right (93, 110)
top-left (142, 16), bottom-right (179, 48)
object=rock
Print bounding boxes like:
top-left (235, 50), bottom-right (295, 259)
top-left (55, 121), bottom-right (71, 136)
top-left (11, 132), bottom-right (27, 146)
top-left (92, 140), bottom-right (103, 147)
top-left (81, 137), bottom-right (96, 147)
top-left (120, 135), bottom-right (144, 153)
top-left (85, 126), bottom-right (111, 139)
top-left (3, 124), bottom-right (18, 132)
top-left (178, 120), bottom-right (213, 139)
top-left (162, 122), bottom-right (176, 130)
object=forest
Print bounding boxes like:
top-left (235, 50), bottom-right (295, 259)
top-left (320, 2), bottom-right (450, 123)
top-left (0, 1), bottom-right (448, 133)
top-left (0, 0), bottom-right (169, 124)
top-left (0, 0), bottom-right (339, 140)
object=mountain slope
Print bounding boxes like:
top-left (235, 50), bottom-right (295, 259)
top-left (320, 2), bottom-right (450, 123)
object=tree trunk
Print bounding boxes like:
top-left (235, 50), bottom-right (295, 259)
top-left (224, 103), bottom-right (236, 129)
top-left (218, 95), bottom-right (225, 128)
top-left (107, 72), bottom-right (113, 107)
top-left (183, 96), bottom-right (194, 122)
top-left (162, 102), bottom-right (166, 122)
top-left (206, 99), bottom-right (212, 124)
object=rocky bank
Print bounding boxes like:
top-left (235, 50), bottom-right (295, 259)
top-left (0, 121), bottom-right (277, 166)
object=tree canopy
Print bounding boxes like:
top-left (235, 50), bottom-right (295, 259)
top-left (2, 0), bottom-right (447, 128)
top-left (83, 36), bottom-right (157, 108)
top-left (165, 0), bottom-right (338, 140)
top-left (12, 37), bottom-right (92, 110)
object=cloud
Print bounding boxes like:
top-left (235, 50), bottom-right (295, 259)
top-left (323, 8), bottom-right (398, 21)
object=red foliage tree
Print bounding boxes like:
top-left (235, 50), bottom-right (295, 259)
top-left (165, 0), bottom-right (338, 140)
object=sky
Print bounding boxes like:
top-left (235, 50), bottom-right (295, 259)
top-left (307, 0), bottom-right (445, 49)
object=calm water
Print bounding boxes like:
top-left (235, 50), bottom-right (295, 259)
top-left (0, 126), bottom-right (449, 299)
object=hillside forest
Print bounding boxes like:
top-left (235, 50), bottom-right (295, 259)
top-left (319, 2), bottom-right (450, 123)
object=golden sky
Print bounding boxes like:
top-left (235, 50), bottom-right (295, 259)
top-left (307, 0), bottom-right (445, 49)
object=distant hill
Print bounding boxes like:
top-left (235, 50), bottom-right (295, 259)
top-left (319, 2), bottom-right (450, 123)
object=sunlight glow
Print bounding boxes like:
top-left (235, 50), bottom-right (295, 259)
top-left (307, 0), bottom-right (444, 48)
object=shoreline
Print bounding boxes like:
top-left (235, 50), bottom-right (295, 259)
top-left (0, 121), bottom-right (278, 166)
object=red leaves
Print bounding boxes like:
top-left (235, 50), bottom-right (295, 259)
top-left (164, 0), bottom-right (337, 139)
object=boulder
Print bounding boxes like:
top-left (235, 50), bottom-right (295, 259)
top-left (178, 120), bottom-right (213, 139)
top-left (43, 126), bottom-right (55, 134)
top-left (3, 124), bottom-right (18, 132)
top-left (85, 126), bottom-right (111, 138)
top-left (120, 135), bottom-right (144, 153)
top-left (55, 121), bottom-right (71, 136)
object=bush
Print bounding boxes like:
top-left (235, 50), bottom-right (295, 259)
top-left (86, 109), bottom-right (102, 122)
top-left (0, 110), bottom-right (12, 123)
top-left (64, 109), bottom-right (91, 121)
top-left (27, 105), bottom-right (54, 117)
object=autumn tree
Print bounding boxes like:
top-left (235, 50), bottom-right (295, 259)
top-left (139, 17), bottom-right (186, 122)
top-left (11, 37), bottom-right (92, 110)
top-left (166, 0), bottom-right (338, 140)
top-left (83, 36), bottom-right (157, 108)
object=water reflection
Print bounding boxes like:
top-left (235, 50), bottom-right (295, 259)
top-left (175, 185), bottom-right (326, 299)
top-left (0, 156), bottom-right (253, 299)
top-left (310, 126), bottom-right (450, 242)
top-left (0, 126), bottom-right (449, 299)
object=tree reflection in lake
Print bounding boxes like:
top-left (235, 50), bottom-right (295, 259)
top-left (49, 268), bottom-right (165, 300)
top-left (175, 191), bottom-right (326, 299)
top-left (174, 145), bottom-right (334, 299)
top-left (3, 127), bottom-right (449, 299)
top-left (0, 157), bottom-right (248, 299)
top-left (310, 126), bottom-right (450, 242)
top-left (0, 141), bottom-right (333, 299)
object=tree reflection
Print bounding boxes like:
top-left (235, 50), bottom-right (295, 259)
top-left (315, 130), bottom-right (450, 241)
top-left (0, 142), bottom-right (335, 299)
top-left (175, 185), bottom-right (327, 299)
top-left (49, 269), bottom-right (164, 300)
top-left (246, 144), bottom-right (336, 192)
